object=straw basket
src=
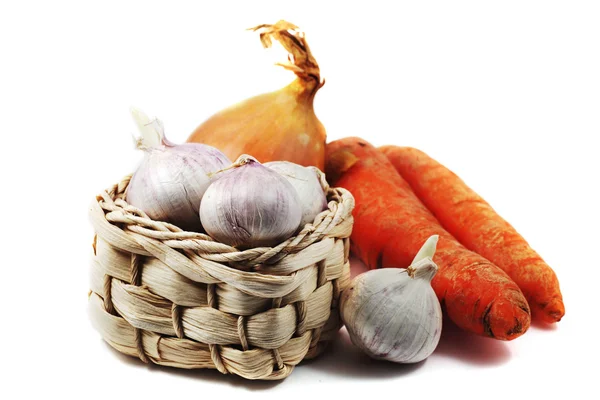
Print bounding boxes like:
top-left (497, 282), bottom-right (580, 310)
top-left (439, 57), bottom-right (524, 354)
top-left (87, 171), bottom-right (355, 380)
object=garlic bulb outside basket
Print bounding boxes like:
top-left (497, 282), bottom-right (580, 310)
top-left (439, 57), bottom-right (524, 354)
top-left (199, 155), bottom-right (302, 248)
top-left (125, 108), bottom-right (231, 232)
top-left (264, 161), bottom-right (328, 229)
top-left (340, 235), bottom-right (443, 363)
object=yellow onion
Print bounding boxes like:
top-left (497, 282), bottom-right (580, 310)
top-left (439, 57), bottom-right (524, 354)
top-left (186, 20), bottom-right (326, 171)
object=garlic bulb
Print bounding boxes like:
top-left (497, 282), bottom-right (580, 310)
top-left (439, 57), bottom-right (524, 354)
top-left (264, 161), bottom-right (328, 228)
top-left (340, 235), bottom-right (443, 363)
top-left (199, 155), bottom-right (302, 248)
top-left (126, 108), bottom-right (231, 232)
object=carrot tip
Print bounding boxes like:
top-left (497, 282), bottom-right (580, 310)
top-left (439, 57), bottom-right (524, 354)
top-left (534, 298), bottom-right (565, 323)
top-left (488, 301), bottom-right (531, 341)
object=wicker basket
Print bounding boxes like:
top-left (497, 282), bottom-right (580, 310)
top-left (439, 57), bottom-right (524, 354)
top-left (87, 172), bottom-right (355, 380)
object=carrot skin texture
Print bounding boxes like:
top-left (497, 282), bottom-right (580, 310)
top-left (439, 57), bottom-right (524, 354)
top-left (379, 146), bottom-right (565, 323)
top-left (326, 138), bottom-right (531, 340)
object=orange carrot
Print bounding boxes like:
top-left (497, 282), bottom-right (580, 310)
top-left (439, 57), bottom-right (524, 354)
top-left (380, 146), bottom-right (565, 323)
top-left (326, 138), bottom-right (530, 340)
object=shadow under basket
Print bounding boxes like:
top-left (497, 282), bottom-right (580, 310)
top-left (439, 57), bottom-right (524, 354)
top-left (88, 173), bottom-right (355, 380)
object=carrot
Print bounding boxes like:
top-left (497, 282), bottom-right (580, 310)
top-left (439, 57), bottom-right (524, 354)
top-left (326, 137), bottom-right (531, 340)
top-left (379, 146), bottom-right (565, 324)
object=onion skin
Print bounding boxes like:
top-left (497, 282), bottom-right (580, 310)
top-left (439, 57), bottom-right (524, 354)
top-left (199, 157), bottom-right (302, 248)
top-left (188, 82), bottom-right (325, 170)
top-left (187, 21), bottom-right (326, 170)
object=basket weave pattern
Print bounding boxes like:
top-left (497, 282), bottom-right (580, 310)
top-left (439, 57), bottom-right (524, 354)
top-left (88, 174), bottom-right (354, 380)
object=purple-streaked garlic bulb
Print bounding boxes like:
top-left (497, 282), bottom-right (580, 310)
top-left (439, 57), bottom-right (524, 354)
top-left (126, 108), bottom-right (231, 232)
top-left (199, 155), bottom-right (302, 248)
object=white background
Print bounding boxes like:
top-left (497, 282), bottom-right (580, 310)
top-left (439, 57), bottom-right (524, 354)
top-left (2, 1), bottom-right (599, 399)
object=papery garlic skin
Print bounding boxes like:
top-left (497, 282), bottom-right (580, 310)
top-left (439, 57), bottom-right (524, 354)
top-left (126, 108), bottom-right (231, 232)
top-left (340, 236), bottom-right (443, 363)
top-left (199, 156), bottom-right (302, 248)
top-left (264, 161), bottom-right (328, 228)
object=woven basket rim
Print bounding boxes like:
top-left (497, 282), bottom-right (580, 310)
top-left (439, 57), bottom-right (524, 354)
top-left (89, 172), bottom-right (355, 274)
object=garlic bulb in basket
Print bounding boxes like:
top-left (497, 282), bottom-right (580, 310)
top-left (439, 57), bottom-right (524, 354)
top-left (126, 108), bottom-right (231, 232)
top-left (199, 155), bottom-right (302, 248)
top-left (340, 235), bottom-right (443, 363)
top-left (264, 161), bottom-right (327, 228)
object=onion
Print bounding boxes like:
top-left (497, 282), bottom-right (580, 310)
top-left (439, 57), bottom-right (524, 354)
top-left (199, 155), bottom-right (302, 248)
top-left (187, 20), bottom-right (326, 170)
top-left (264, 161), bottom-right (328, 228)
top-left (126, 108), bottom-right (231, 232)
